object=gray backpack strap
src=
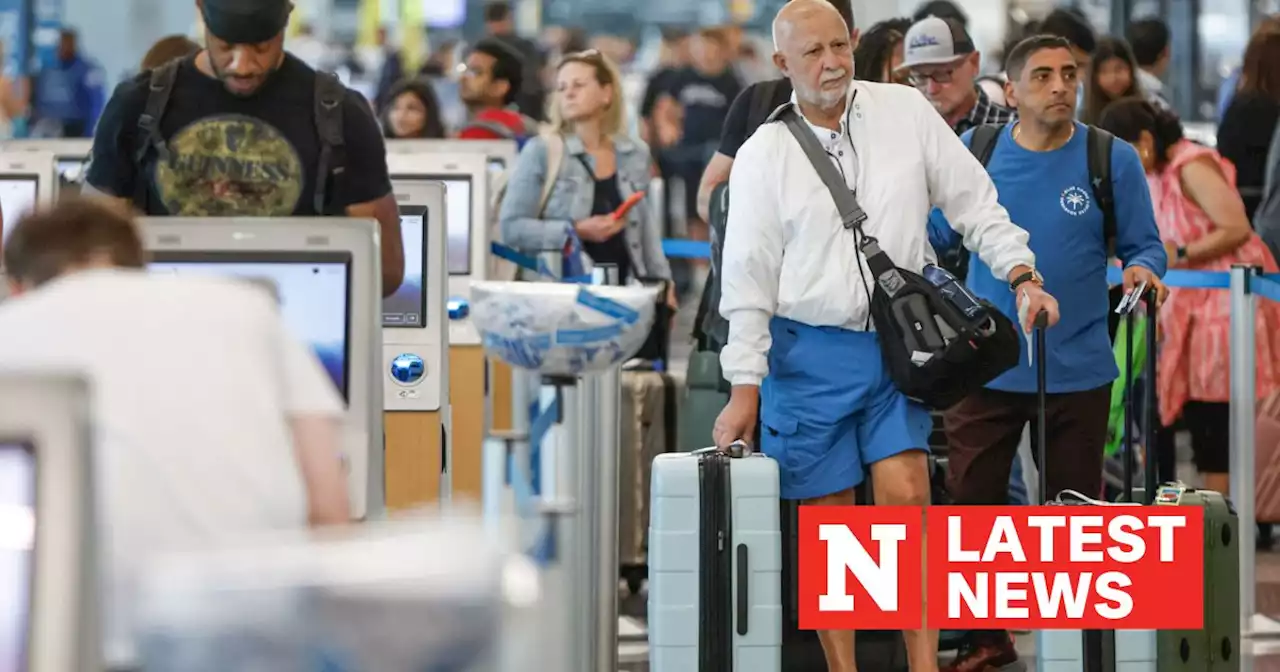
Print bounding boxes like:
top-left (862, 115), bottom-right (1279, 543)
top-left (772, 103), bottom-right (868, 232)
top-left (313, 71), bottom-right (346, 215)
top-left (134, 60), bottom-right (179, 164)
top-left (132, 60), bottom-right (180, 208)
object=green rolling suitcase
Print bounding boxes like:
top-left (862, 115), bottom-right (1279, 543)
top-left (1153, 484), bottom-right (1240, 671)
top-left (680, 350), bottom-right (729, 452)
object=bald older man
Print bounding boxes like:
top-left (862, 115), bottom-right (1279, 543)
top-left (711, 2), bottom-right (1059, 670)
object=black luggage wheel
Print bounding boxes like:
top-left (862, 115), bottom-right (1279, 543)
top-left (622, 564), bottom-right (647, 595)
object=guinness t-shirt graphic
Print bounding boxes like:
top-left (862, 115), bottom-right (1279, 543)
top-left (85, 54), bottom-right (392, 217)
top-left (154, 115), bottom-right (305, 216)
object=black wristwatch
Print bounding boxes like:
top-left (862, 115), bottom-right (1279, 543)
top-left (1009, 268), bottom-right (1044, 292)
top-left (1176, 246), bottom-right (1189, 262)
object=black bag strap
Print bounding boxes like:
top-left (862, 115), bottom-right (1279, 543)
top-left (1086, 125), bottom-right (1116, 243)
top-left (132, 60), bottom-right (180, 207)
top-left (773, 102), bottom-right (905, 293)
top-left (313, 71), bottom-right (346, 215)
top-left (744, 79), bottom-right (782, 138)
top-left (967, 123), bottom-right (1005, 167)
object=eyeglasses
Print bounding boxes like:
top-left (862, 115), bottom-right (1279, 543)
top-left (907, 67), bottom-right (957, 87)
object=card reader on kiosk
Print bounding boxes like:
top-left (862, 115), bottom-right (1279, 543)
top-left (387, 152), bottom-right (489, 502)
top-left (0, 151), bottom-right (57, 245)
top-left (0, 139), bottom-right (91, 200)
top-left (139, 217), bottom-right (385, 520)
top-left (383, 180), bottom-right (451, 509)
top-left (0, 374), bottom-right (98, 672)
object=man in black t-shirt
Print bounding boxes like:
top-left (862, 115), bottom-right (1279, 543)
top-left (695, 0), bottom-right (857, 222)
top-left (660, 27), bottom-right (743, 227)
top-left (84, 0), bottom-right (404, 296)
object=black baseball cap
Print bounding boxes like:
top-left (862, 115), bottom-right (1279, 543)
top-left (202, 0), bottom-right (291, 44)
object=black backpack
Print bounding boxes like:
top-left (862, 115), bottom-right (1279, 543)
top-left (945, 123), bottom-right (1117, 279)
top-left (132, 59), bottom-right (347, 215)
top-left (692, 79), bottom-right (788, 352)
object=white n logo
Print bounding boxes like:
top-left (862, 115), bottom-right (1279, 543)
top-left (818, 523), bottom-right (907, 612)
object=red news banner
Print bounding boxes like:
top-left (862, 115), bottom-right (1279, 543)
top-left (798, 506), bottom-right (1204, 631)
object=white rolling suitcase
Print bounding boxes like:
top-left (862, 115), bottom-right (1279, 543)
top-left (649, 443), bottom-right (783, 671)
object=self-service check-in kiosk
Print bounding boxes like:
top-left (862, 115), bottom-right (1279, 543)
top-left (385, 139), bottom-right (517, 181)
top-left (0, 139), bottom-right (91, 200)
top-left (140, 217), bottom-right (385, 519)
top-left (0, 151), bottom-right (57, 242)
top-left (383, 181), bottom-right (450, 510)
top-left (386, 152), bottom-right (489, 502)
top-left (0, 374), bottom-right (98, 672)
top-left (387, 141), bottom-right (523, 433)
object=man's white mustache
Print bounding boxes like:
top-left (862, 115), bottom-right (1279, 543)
top-left (820, 68), bottom-right (849, 84)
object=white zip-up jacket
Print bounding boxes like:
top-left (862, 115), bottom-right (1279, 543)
top-left (719, 80), bottom-right (1036, 387)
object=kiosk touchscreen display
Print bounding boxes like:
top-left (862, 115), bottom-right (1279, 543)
top-left (56, 159), bottom-right (86, 198)
top-left (0, 442), bottom-right (34, 672)
top-left (0, 177), bottom-right (38, 241)
top-left (390, 175), bottom-right (470, 276)
top-left (383, 210), bottom-right (426, 327)
top-left (150, 253), bottom-right (353, 401)
top-left (442, 178), bottom-right (471, 276)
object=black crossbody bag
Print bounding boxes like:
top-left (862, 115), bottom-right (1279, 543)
top-left (771, 103), bottom-right (1021, 409)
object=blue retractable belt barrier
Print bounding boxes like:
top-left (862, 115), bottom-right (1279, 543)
top-left (1255, 275), bottom-right (1280, 304)
top-left (660, 239), bottom-right (712, 259)
top-left (490, 242), bottom-right (594, 284)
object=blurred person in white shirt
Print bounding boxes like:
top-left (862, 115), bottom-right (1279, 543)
top-left (711, 2), bottom-right (1056, 669)
top-left (0, 198), bottom-right (350, 670)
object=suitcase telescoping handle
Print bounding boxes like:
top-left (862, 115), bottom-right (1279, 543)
top-left (1034, 311), bottom-right (1049, 506)
top-left (1120, 286), bottom-right (1160, 502)
top-left (693, 440), bottom-right (751, 458)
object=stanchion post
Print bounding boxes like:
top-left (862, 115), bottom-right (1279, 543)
top-left (593, 264), bottom-right (622, 672)
top-left (1229, 264), bottom-right (1258, 632)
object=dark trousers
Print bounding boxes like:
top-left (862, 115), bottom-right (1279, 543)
top-left (944, 385), bottom-right (1111, 505)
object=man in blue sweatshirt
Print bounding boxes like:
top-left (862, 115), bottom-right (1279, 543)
top-left (31, 30), bottom-right (105, 138)
top-left (930, 34), bottom-right (1167, 672)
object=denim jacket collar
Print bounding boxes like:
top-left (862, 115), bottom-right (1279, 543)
top-left (564, 133), bottom-right (641, 157)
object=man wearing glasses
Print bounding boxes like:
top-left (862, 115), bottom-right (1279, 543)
top-left (899, 16), bottom-right (1014, 135)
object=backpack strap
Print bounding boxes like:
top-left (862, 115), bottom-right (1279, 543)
top-left (132, 61), bottom-right (180, 207)
top-left (744, 79), bottom-right (782, 138)
top-left (313, 71), bottom-right (346, 215)
top-left (1086, 126), bottom-right (1116, 243)
top-left (967, 123), bottom-right (1005, 167)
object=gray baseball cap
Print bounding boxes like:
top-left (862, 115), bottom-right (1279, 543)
top-left (899, 16), bottom-right (975, 70)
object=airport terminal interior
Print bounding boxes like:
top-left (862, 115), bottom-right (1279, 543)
top-left (3, 0), bottom-right (1280, 669)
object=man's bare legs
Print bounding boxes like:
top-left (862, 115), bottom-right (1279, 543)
top-left (870, 449), bottom-right (938, 672)
top-left (803, 487), bottom-right (858, 672)
top-left (802, 449), bottom-right (935, 672)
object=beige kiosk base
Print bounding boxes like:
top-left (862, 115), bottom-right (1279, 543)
top-left (490, 358), bottom-right (514, 432)
top-left (384, 410), bottom-right (444, 510)
top-left (447, 344), bottom-right (487, 503)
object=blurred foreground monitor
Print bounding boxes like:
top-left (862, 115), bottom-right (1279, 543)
top-left (133, 513), bottom-right (545, 672)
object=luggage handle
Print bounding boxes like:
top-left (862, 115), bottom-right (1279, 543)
top-left (1116, 286), bottom-right (1159, 502)
top-left (693, 440), bottom-right (751, 458)
top-left (1034, 311), bottom-right (1049, 506)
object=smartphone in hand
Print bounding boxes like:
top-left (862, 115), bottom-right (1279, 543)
top-left (612, 191), bottom-right (646, 220)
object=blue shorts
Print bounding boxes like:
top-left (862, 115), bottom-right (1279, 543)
top-left (760, 317), bottom-right (932, 500)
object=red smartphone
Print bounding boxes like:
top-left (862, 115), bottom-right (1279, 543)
top-left (611, 191), bottom-right (646, 220)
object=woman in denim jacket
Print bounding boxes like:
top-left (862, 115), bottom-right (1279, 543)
top-left (499, 49), bottom-right (676, 307)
